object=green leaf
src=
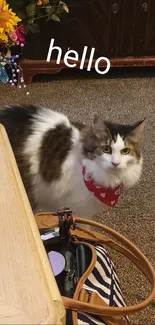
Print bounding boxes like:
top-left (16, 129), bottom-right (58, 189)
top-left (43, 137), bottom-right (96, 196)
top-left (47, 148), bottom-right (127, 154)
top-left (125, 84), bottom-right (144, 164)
top-left (36, 7), bottom-right (43, 17)
top-left (30, 23), bottom-right (40, 33)
top-left (63, 4), bottom-right (69, 13)
top-left (45, 6), bottom-right (55, 14)
top-left (45, 6), bottom-right (51, 14)
top-left (28, 18), bottom-right (34, 24)
top-left (24, 23), bottom-right (40, 35)
top-left (26, 3), bottom-right (36, 19)
top-left (58, 1), bottom-right (69, 13)
top-left (51, 14), bottom-right (60, 22)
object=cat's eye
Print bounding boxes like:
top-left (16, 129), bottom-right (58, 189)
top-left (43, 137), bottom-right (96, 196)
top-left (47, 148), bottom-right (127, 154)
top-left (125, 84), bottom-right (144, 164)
top-left (102, 145), bottom-right (111, 154)
top-left (121, 148), bottom-right (130, 155)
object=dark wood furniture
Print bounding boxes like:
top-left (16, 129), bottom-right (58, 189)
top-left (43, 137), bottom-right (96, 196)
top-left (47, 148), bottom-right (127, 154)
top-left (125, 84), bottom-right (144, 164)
top-left (21, 0), bottom-right (155, 83)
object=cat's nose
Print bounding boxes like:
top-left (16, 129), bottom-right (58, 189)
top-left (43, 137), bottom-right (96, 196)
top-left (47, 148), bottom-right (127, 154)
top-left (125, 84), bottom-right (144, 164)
top-left (112, 162), bottom-right (119, 167)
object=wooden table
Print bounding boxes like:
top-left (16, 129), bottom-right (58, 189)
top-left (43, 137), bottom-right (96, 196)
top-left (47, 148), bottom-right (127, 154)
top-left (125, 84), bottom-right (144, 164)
top-left (0, 124), bottom-right (66, 324)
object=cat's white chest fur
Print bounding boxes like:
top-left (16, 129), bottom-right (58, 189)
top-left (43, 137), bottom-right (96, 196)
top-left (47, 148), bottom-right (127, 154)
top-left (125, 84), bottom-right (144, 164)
top-left (35, 170), bottom-right (103, 217)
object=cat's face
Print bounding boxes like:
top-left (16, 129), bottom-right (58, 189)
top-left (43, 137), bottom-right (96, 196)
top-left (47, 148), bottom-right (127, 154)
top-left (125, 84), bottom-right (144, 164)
top-left (82, 115), bottom-right (145, 172)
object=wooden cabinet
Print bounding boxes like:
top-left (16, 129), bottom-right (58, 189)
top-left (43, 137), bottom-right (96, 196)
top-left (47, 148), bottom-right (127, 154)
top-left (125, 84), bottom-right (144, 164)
top-left (143, 1), bottom-right (155, 55)
top-left (62, 0), bottom-right (122, 58)
top-left (21, 0), bottom-right (155, 83)
top-left (118, 0), bottom-right (137, 57)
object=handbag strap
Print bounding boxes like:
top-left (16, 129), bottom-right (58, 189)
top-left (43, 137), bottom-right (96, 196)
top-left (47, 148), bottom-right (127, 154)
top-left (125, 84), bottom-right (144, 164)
top-left (69, 227), bottom-right (151, 282)
top-left (35, 212), bottom-right (155, 317)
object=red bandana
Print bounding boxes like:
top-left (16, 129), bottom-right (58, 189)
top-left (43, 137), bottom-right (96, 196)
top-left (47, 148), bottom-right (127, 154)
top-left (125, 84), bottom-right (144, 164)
top-left (82, 166), bottom-right (123, 207)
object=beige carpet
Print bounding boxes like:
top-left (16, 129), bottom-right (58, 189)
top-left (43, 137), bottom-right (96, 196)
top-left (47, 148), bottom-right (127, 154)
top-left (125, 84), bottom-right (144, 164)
top-left (0, 69), bottom-right (155, 325)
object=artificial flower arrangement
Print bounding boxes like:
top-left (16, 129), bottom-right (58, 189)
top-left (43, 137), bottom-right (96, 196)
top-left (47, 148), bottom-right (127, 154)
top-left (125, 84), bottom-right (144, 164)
top-left (0, 0), bottom-right (69, 88)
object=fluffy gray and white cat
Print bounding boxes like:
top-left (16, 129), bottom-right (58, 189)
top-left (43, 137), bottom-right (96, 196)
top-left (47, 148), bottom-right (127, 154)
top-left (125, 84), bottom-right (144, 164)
top-left (0, 105), bottom-right (145, 218)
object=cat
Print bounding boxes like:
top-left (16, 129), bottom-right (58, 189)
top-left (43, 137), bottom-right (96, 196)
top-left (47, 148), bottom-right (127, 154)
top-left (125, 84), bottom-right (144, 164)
top-left (0, 104), bottom-right (145, 218)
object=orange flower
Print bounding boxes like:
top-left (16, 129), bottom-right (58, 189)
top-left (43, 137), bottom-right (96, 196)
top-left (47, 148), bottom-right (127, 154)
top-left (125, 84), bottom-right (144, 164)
top-left (42, 0), bottom-right (49, 4)
top-left (0, 0), bottom-right (21, 42)
top-left (36, 0), bottom-right (49, 5)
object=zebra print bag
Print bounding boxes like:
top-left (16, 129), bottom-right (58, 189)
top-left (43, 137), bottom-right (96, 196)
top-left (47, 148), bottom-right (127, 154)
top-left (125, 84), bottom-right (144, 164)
top-left (76, 245), bottom-right (128, 325)
top-left (36, 209), bottom-right (155, 325)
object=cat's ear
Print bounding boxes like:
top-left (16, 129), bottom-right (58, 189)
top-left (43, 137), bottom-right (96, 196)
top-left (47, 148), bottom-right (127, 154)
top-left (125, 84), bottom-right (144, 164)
top-left (129, 119), bottom-right (146, 141)
top-left (92, 115), bottom-right (111, 138)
